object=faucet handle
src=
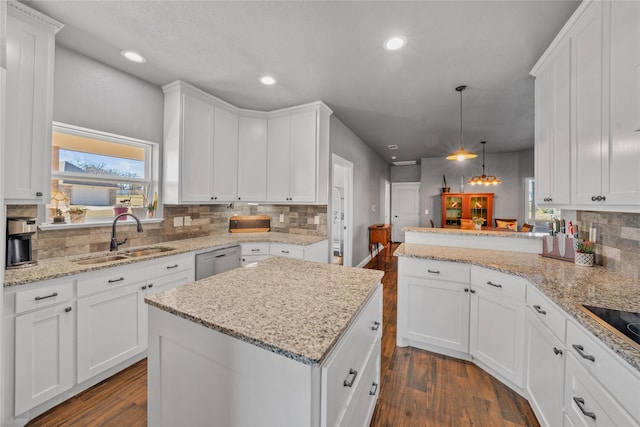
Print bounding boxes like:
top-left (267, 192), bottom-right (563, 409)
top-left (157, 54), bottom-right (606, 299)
top-left (117, 238), bottom-right (128, 246)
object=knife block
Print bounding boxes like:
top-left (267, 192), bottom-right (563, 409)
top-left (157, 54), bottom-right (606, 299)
top-left (540, 235), bottom-right (576, 262)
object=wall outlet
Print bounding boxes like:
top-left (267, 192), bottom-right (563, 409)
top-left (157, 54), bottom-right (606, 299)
top-left (173, 216), bottom-right (184, 227)
top-left (314, 215), bottom-right (320, 225)
top-left (279, 214), bottom-right (285, 223)
top-left (184, 216), bottom-right (192, 226)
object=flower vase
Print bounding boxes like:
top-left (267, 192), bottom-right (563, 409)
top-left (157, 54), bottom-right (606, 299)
top-left (147, 210), bottom-right (154, 219)
top-left (474, 223), bottom-right (482, 230)
top-left (113, 206), bottom-right (129, 220)
top-left (575, 252), bottom-right (594, 267)
top-left (69, 211), bottom-right (86, 224)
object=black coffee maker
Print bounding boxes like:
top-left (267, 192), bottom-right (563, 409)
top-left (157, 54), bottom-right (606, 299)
top-left (6, 217), bottom-right (38, 269)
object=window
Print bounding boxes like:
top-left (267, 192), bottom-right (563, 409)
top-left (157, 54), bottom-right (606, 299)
top-left (524, 177), bottom-right (560, 228)
top-left (49, 123), bottom-right (159, 223)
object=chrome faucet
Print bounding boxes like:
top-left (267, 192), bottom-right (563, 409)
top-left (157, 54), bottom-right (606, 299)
top-left (110, 213), bottom-right (144, 251)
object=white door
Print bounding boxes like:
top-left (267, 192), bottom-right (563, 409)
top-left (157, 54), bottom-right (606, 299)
top-left (391, 182), bottom-right (420, 242)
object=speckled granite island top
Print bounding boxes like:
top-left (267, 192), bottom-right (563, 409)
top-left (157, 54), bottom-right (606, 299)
top-left (395, 243), bottom-right (640, 373)
top-left (145, 257), bottom-right (383, 366)
top-left (4, 232), bottom-right (326, 287)
top-left (402, 226), bottom-right (546, 239)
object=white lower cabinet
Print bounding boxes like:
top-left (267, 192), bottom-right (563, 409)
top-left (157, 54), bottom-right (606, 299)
top-left (524, 307), bottom-right (565, 427)
top-left (14, 302), bottom-right (74, 415)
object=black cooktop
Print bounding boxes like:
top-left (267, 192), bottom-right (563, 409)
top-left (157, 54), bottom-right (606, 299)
top-left (582, 305), bottom-right (640, 347)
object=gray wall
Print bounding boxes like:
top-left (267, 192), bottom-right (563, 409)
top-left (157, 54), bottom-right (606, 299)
top-left (330, 116), bottom-right (390, 266)
top-left (421, 150), bottom-right (534, 228)
top-left (53, 45), bottom-right (164, 143)
top-left (390, 164), bottom-right (421, 183)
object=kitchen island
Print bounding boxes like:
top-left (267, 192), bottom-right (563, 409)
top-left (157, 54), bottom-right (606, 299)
top-left (145, 256), bottom-right (383, 427)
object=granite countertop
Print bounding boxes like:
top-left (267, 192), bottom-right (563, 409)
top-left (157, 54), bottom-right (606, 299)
top-left (403, 226), bottom-right (546, 239)
top-left (3, 232), bottom-right (327, 287)
top-left (395, 243), bottom-right (640, 373)
top-left (145, 256), bottom-right (384, 366)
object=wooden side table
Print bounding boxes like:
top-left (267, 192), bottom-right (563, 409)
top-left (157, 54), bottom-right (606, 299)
top-left (369, 224), bottom-right (392, 259)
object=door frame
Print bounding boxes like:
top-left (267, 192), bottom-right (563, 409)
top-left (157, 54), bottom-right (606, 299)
top-left (332, 154), bottom-right (353, 267)
top-left (391, 182), bottom-right (421, 242)
top-left (384, 179), bottom-right (391, 224)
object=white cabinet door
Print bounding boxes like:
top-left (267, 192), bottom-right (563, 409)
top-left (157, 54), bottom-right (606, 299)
top-left (397, 276), bottom-right (469, 353)
top-left (180, 92), bottom-right (215, 202)
top-left (469, 288), bottom-right (525, 387)
top-left (290, 110), bottom-right (318, 202)
top-left (212, 107), bottom-right (239, 201)
top-left (238, 116), bottom-right (267, 201)
top-left (5, 4), bottom-right (60, 202)
top-left (604, 1), bottom-right (640, 205)
top-left (524, 308), bottom-right (565, 427)
top-left (14, 303), bottom-right (74, 416)
top-left (77, 283), bottom-right (146, 383)
top-left (266, 115), bottom-right (291, 202)
top-left (572, 2), bottom-right (606, 205)
top-left (534, 37), bottom-right (571, 206)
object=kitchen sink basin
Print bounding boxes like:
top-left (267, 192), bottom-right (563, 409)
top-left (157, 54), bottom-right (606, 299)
top-left (123, 246), bottom-right (175, 257)
top-left (75, 255), bottom-right (129, 265)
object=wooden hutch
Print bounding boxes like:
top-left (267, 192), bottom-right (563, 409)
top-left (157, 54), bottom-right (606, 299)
top-left (441, 192), bottom-right (494, 228)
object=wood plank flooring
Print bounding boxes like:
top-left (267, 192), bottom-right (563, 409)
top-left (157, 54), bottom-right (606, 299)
top-left (28, 244), bottom-right (540, 427)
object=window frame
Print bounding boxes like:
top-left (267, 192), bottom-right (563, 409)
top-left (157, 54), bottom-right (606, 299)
top-left (43, 122), bottom-right (161, 227)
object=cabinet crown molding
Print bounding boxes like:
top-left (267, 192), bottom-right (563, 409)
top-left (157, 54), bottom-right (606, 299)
top-left (8, 1), bottom-right (64, 33)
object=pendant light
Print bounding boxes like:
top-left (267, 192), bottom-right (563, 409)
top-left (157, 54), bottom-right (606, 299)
top-left (446, 85), bottom-right (477, 161)
top-left (468, 141), bottom-right (501, 186)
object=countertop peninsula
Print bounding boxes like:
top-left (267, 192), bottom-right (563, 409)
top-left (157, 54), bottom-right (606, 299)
top-left (3, 232), bottom-right (327, 287)
top-left (395, 242), bottom-right (640, 373)
top-left (145, 256), bottom-right (384, 365)
top-left (402, 226), bottom-right (546, 239)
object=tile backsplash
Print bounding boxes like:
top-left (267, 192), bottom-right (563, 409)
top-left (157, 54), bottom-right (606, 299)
top-left (576, 210), bottom-right (640, 279)
top-left (6, 204), bottom-right (327, 261)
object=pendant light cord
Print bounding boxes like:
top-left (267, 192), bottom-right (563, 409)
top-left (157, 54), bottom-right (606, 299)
top-left (459, 87), bottom-right (463, 148)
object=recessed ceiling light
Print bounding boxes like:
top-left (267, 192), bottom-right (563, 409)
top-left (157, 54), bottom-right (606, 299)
top-left (259, 76), bottom-right (276, 85)
top-left (383, 36), bottom-right (407, 51)
top-left (121, 50), bottom-right (146, 63)
top-left (391, 156), bottom-right (397, 160)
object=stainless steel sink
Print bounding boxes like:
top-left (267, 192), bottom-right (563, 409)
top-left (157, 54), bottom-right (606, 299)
top-left (75, 255), bottom-right (130, 265)
top-left (123, 246), bottom-right (175, 257)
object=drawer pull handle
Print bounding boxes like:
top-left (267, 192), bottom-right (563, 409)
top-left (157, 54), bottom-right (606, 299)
top-left (251, 249), bottom-right (260, 252)
top-left (572, 344), bottom-right (595, 362)
top-left (427, 269), bottom-right (440, 274)
top-left (533, 305), bottom-right (547, 315)
top-left (108, 277), bottom-right (125, 284)
top-left (148, 284), bottom-right (153, 288)
top-left (64, 307), bottom-right (72, 313)
top-left (215, 254), bottom-right (227, 258)
top-left (343, 369), bottom-right (358, 387)
top-left (281, 250), bottom-right (290, 254)
top-left (369, 382), bottom-right (379, 396)
top-left (573, 397), bottom-right (596, 420)
top-left (470, 289), bottom-right (476, 294)
top-left (486, 281), bottom-right (502, 288)
top-left (166, 264), bottom-right (179, 269)
top-left (34, 292), bottom-right (58, 301)
top-left (553, 347), bottom-right (563, 356)
top-left (371, 321), bottom-right (381, 331)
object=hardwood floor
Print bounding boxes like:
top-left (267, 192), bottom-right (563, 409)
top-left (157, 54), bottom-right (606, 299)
top-left (28, 245), bottom-right (540, 426)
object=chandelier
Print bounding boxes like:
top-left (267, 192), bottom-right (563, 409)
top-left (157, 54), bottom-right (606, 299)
top-left (468, 141), bottom-right (501, 186)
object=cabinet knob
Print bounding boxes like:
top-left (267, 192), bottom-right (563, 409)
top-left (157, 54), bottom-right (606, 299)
top-left (464, 288), bottom-right (470, 292)
top-left (36, 192), bottom-right (43, 197)
top-left (148, 284), bottom-right (154, 288)
top-left (211, 196), bottom-right (217, 200)
top-left (142, 285), bottom-right (147, 290)
top-left (371, 321), bottom-right (381, 331)
top-left (533, 305), bottom-right (546, 315)
top-left (553, 347), bottom-right (563, 356)
top-left (64, 307), bottom-right (72, 313)
top-left (238, 197), bottom-right (241, 200)
top-left (470, 289), bottom-right (476, 294)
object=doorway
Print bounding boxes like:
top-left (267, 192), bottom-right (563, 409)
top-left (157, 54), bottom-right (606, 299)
top-left (391, 182), bottom-right (420, 242)
top-left (384, 179), bottom-right (391, 224)
top-left (332, 155), bottom-right (353, 267)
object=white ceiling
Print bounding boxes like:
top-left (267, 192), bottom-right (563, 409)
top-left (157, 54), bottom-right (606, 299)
top-left (24, 0), bottom-right (580, 164)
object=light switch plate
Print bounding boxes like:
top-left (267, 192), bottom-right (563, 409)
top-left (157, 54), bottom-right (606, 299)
top-left (279, 214), bottom-right (285, 223)
top-left (314, 215), bottom-right (320, 225)
top-left (425, 209), bottom-right (429, 215)
top-left (184, 216), bottom-right (192, 226)
top-left (173, 216), bottom-right (184, 227)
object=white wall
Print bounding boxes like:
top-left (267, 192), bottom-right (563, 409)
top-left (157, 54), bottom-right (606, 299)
top-left (390, 164), bottom-right (421, 182)
top-left (421, 150), bottom-right (534, 227)
top-left (53, 45), bottom-right (164, 143)
top-left (330, 116), bottom-right (390, 266)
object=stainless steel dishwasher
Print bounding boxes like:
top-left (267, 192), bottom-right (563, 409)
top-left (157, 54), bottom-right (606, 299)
top-left (195, 245), bottom-right (241, 280)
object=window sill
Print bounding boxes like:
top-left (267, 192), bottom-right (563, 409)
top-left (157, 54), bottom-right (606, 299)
top-left (38, 217), bottom-right (164, 231)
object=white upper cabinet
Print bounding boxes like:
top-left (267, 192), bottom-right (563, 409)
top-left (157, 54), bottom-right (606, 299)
top-left (238, 116), bottom-right (267, 201)
top-left (4, 2), bottom-right (62, 202)
top-left (533, 37), bottom-right (572, 206)
top-left (163, 80), bottom-right (332, 204)
top-left (533, 1), bottom-right (640, 210)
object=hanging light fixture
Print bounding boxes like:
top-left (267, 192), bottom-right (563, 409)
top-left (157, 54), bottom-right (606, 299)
top-left (446, 85), bottom-right (477, 161)
top-left (468, 141), bottom-right (501, 186)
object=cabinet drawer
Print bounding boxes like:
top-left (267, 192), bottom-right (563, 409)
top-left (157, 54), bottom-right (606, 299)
top-left (15, 280), bottom-right (74, 314)
top-left (322, 285), bottom-right (382, 427)
top-left (526, 285), bottom-right (566, 340)
top-left (142, 253), bottom-right (194, 274)
top-left (399, 257), bottom-right (470, 283)
top-left (270, 243), bottom-right (304, 259)
top-left (566, 321), bottom-right (640, 422)
top-left (471, 267), bottom-right (526, 301)
top-left (241, 254), bottom-right (270, 267)
top-left (338, 341), bottom-right (381, 427)
top-left (564, 353), bottom-right (638, 427)
top-left (241, 243), bottom-right (269, 256)
top-left (77, 264), bottom-right (146, 298)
